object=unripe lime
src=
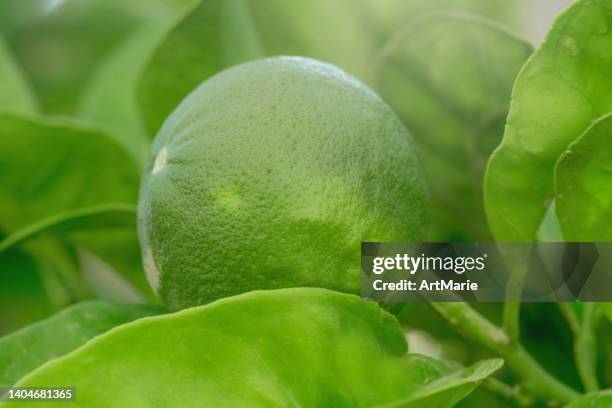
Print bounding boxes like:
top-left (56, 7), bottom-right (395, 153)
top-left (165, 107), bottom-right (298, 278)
top-left (138, 56), bottom-right (428, 309)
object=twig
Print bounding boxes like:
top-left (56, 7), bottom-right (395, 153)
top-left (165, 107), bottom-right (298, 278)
top-left (431, 302), bottom-right (580, 405)
top-left (560, 303), bottom-right (600, 392)
top-left (500, 247), bottom-right (530, 343)
top-left (482, 378), bottom-right (533, 407)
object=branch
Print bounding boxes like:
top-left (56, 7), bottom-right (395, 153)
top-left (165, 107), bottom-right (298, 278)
top-left (431, 302), bottom-right (580, 405)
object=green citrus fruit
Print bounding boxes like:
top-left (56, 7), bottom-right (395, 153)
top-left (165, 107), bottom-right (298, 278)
top-left (138, 56), bottom-right (428, 309)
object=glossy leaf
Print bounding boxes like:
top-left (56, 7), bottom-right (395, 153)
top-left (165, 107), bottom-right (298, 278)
top-left (377, 14), bottom-right (532, 240)
top-left (0, 300), bottom-right (161, 387)
top-left (485, 0), bottom-right (612, 241)
top-left (564, 390), bottom-right (612, 407)
top-left (138, 0), bottom-right (377, 135)
top-left (556, 113), bottom-right (612, 241)
top-left (0, 35), bottom-right (37, 115)
top-left (6, 289), bottom-right (501, 407)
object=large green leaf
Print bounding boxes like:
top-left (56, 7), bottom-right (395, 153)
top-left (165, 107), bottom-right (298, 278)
top-left (138, 0), bottom-right (378, 135)
top-left (0, 114), bottom-right (143, 299)
top-left (0, 35), bottom-right (37, 115)
top-left (485, 0), bottom-right (612, 241)
top-left (0, 300), bottom-right (161, 387)
top-left (377, 14), bottom-right (532, 241)
top-left (564, 390), bottom-right (612, 407)
top-left (556, 113), bottom-right (612, 241)
top-left (5, 289), bottom-right (501, 407)
top-left (0, 114), bottom-right (138, 233)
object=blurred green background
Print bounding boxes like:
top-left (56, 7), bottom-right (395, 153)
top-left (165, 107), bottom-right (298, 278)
top-left (1, 2), bottom-right (592, 407)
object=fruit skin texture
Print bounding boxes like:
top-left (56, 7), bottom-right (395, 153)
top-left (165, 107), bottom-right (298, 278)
top-left (138, 56), bottom-right (428, 309)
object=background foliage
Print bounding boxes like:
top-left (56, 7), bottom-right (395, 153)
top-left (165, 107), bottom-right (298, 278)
top-left (2, 1), bottom-right (611, 407)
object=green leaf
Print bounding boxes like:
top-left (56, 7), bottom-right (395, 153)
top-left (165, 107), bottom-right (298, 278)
top-left (0, 1), bottom-right (137, 114)
top-left (5, 289), bottom-right (501, 407)
top-left (556, 113), bottom-right (612, 241)
top-left (22, 239), bottom-right (86, 306)
top-left (485, 0), bottom-right (612, 241)
top-left (78, 2), bottom-right (195, 165)
top-left (0, 0), bottom-right (187, 115)
top-left (0, 300), bottom-right (162, 387)
top-left (0, 204), bottom-right (136, 253)
top-left (564, 390), bottom-right (612, 407)
top-left (138, 0), bottom-right (377, 135)
top-left (383, 358), bottom-right (504, 407)
top-left (358, 0), bottom-right (518, 48)
top-left (77, 26), bottom-right (158, 165)
top-left (376, 14), bottom-right (532, 240)
top-left (0, 35), bottom-right (37, 115)
top-left (0, 204), bottom-right (152, 301)
top-left (0, 114), bottom-right (143, 298)
top-left (0, 114), bottom-right (138, 233)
